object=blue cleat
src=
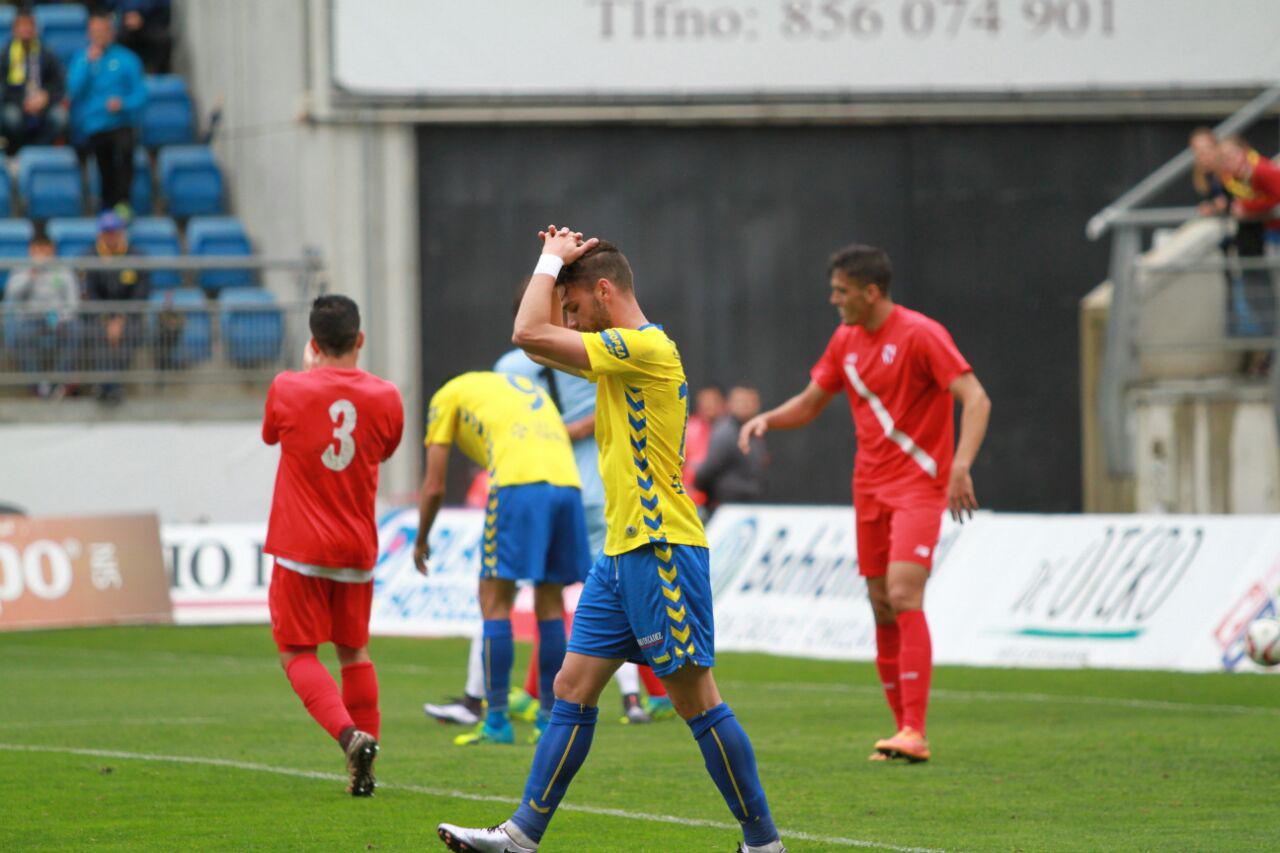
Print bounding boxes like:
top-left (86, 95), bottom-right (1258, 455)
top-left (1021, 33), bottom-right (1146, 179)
top-left (453, 720), bottom-right (515, 746)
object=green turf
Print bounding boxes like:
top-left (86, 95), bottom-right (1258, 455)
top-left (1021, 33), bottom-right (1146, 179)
top-left (1, 625), bottom-right (1277, 851)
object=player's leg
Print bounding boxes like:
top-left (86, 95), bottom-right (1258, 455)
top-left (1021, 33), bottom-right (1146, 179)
top-left (456, 577), bottom-right (518, 745)
top-left (335, 644), bottom-right (379, 739)
top-left (640, 664), bottom-right (675, 719)
top-left (529, 582), bottom-right (566, 740)
top-left (423, 627), bottom-right (484, 725)
top-left (856, 496), bottom-right (901, 753)
top-left (614, 662), bottom-right (651, 723)
top-left (332, 576), bottom-right (380, 794)
top-left (531, 486), bottom-right (591, 734)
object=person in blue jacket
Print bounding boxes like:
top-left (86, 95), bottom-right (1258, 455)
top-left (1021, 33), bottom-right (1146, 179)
top-left (67, 11), bottom-right (145, 214)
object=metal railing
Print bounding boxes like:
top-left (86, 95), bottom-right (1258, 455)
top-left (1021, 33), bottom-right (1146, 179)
top-left (1086, 84), bottom-right (1280, 477)
top-left (0, 253), bottom-right (323, 391)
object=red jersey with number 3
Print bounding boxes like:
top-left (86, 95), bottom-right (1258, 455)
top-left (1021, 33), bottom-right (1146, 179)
top-left (263, 367), bottom-right (404, 570)
top-left (810, 306), bottom-right (971, 495)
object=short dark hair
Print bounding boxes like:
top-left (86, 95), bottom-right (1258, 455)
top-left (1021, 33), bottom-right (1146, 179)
top-left (828, 244), bottom-right (892, 294)
top-left (29, 233), bottom-right (51, 247)
top-left (558, 241), bottom-right (633, 292)
top-left (309, 294), bottom-right (360, 356)
top-left (1189, 126), bottom-right (1216, 142)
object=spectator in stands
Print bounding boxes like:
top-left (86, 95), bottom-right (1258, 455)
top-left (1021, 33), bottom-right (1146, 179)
top-left (1190, 128), bottom-right (1229, 218)
top-left (1218, 136), bottom-right (1279, 371)
top-left (108, 0), bottom-right (172, 75)
top-left (0, 9), bottom-right (68, 152)
top-left (68, 11), bottom-right (145, 215)
top-left (82, 210), bottom-right (148, 403)
top-left (3, 232), bottom-right (77, 398)
top-left (694, 385), bottom-right (768, 512)
top-left (682, 383), bottom-right (724, 511)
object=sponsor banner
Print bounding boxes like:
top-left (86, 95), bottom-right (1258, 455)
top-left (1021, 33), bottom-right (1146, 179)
top-left (0, 514), bottom-right (171, 631)
top-left (707, 506), bottom-right (1280, 672)
top-left (165, 523), bottom-right (271, 625)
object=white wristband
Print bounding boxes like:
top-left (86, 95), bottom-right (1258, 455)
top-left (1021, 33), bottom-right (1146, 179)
top-left (533, 254), bottom-right (564, 280)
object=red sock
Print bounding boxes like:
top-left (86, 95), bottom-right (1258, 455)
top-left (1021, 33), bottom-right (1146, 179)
top-left (874, 621), bottom-right (903, 729)
top-left (896, 609), bottom-right (933, 735)
top-left (340, 661), bottom-right (380, 740)
top-left (285, 654), bottom-right (354, 741)
top-left (638, 665), bottom-right (667, 698)
top-left (524, 654), bottom-right (539, 700)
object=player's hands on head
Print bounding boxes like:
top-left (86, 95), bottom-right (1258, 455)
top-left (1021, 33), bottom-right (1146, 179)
top-left (738, 415), bottom-right (769, 455)
top-left (946, 463), bottom-right (978, 523)
top-left (538, 224), bottom-right (599, 265)
top-left (413, 539), bottom-right (430, 576)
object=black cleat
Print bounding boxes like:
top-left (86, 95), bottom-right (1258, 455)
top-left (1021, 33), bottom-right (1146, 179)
top-left (343, 730), bottom-right (378, 797)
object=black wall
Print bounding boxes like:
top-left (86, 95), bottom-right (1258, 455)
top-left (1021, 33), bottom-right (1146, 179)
top-left (417, 121), bottom-right (1219, 511)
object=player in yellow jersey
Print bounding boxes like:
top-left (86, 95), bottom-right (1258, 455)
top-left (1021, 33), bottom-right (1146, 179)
top-left (413, 371), bottom-right (590, 746)
top-left (437, 230), bottom-right (785, 853)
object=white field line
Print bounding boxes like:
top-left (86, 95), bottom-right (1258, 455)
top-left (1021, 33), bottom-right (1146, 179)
top-left (0, 742), bottom-right (944, 853)
top-left (0, 716), bottom-right (220, 730)
top-left (0, 645), bottom-right (445, 677)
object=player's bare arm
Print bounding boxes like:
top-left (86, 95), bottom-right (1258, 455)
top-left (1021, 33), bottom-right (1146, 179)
top-left (946, 372), bottom-right (991, 522)
top-left (512, 224), bottom-right (598, 369)
top-left (413, 443), bottom-right (451, 574)
top-left (738, 381), bottom-right (836, 454)
top-left (565, 412), bottom-right (595, 441)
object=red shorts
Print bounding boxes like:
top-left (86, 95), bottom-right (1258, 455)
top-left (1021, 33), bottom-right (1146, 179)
top-left (854, 488), bottom-right (946, 578)
top-left (268, 563), bottom-right (373, 651)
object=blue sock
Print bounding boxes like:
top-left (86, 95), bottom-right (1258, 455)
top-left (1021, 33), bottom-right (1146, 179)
top-left (536, 618), bottom-right (567, 712)
top-left (687, 703), bottom-right (779, 847)
top-left (510, 699), bottom-right (597, 842)
top-left (482, 619), bottom-right (513, 729)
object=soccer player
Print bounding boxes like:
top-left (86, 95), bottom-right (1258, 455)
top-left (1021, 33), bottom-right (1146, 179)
top-left (437, 228), bottom-right (785, 853)
top-left (739, 244), bottom-right (990, 763)
top-left (413, 370), bottom-right (591, 746)
top-left (263, 295), bottom-right (404, 796)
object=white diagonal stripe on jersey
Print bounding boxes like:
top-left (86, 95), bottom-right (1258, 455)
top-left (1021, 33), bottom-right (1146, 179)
top-left (843, 358), bottom-right (938, 478)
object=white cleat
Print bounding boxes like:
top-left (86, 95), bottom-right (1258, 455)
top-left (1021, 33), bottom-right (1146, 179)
top-left (424, 698), bottom-right (482, 726)
top-left (436, 821), bottom-right (537, 853)
top-left (736, 842), bottom-right (787, 853)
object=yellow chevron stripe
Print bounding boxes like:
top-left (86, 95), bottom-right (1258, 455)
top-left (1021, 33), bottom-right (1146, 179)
top-left (652, 653), bottom-right (671, 664)
top-left (483, 556), bottom-right (497, 568)
top-left (666, 605), bottom-right (686, 622)
top-left (671, 625), bottom-right (691, 643)
top-left (484, 542), bottom-right (497, 555)
top-left (658, 566), bottom-right (678, 584)
top-left (710, 726), bottom-right (750, 820)
top-left (686, 643), bottom-right (696, 655)
top-left (662, 586), bottom-right (681, 603)
top-left (485, 513), bottom-right (497, 525)
top-left (674, 646), bottom-right (685, 657)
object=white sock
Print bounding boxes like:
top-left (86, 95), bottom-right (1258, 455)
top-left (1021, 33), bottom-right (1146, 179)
top-left (614, 661), bottom-right (640, 695)
top-left (464, 627), bottom-right (485, 700)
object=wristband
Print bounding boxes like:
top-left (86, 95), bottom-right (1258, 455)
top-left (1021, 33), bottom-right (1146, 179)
top-left (533, 254), bottom-right (564, 280)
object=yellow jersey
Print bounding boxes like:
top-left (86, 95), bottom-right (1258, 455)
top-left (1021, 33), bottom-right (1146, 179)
top-left (581, 325), bottom-right (707, 556)
top-left (425, 371), bottom-right (581, 489)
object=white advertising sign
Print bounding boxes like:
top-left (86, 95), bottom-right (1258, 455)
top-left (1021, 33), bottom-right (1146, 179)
top-left (331, 0), bottom-right (1280, 99)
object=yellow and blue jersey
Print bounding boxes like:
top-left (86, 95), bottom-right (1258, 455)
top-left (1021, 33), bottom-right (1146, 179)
top-left (425, 371), bottom-right (581, 490)
top-left (580, 325), bottom-right (708, 556)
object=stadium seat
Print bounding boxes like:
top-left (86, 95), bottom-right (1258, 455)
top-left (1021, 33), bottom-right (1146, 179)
top-left (142, 76), bottom-right (195, 148)
top-left (88, 148), bottom-right (154, 215)
top-left (35, 4), bottom-right (89, 67)
top-left (128, 217), bottom-right (182, 290)
top-left (220, 287), bottom-right (283, 367)
top-left (158, 146), bottom-right (224, 217)
top-left (0, 158), bottom-right (11, 218)
top-left (0, 218), bottom-right (34, 296)
top-left (18, 147), bottom-right (84, 220)
top-left (0, 7), bottom-right (14, 48)
top-left (46, 217), bottom-right (97, 258)
top-left (186, 216), bottom-right (252, 290)
top-left (150, 288), bottom-right (212, 368)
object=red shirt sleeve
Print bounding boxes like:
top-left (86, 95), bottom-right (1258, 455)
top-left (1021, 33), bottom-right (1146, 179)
top-left (1252, 158), bottom-right (1280, 201)
top-left (262, 379), bottom-right (281, 445)
top-left (809, 327), bottom-right (846, 393)
top-left (915, 321), bottom-right (972, 391)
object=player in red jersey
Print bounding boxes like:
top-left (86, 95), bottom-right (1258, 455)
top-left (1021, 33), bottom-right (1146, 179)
top-left (262, 294), bottom-right (404, 795)
top-left (740, 245), bottom-right (990, 763)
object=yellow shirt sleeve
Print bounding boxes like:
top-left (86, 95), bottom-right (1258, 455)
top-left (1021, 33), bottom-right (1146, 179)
top-left (424, 387), bottom-right (458, 447)
top-left (581, 328), bottom-right (673, 383)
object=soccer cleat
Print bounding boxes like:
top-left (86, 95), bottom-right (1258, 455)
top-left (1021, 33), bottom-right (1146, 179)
top-left (644, 695), bottom-right (676, 720)
top-left (735, 842), bottom-right (787, 853)
top-left (453, 720), bottom-right (515, 746)
top-left (867, 750), bottom-right (891, 762)
top-left (507, 688), bottom-right (539, 723)
top-left (619, 693), bottom-right (652, 725)
top-left (875, 727), bottom-right (931, 763)
top-left (527, 709), bottom-right (550, 745)
top-left (424, 695), bottom-right (483, 726)
top-left (342, 730), bottom-right (378, 797)
top-left (437, 821), bottom-right (538, 852)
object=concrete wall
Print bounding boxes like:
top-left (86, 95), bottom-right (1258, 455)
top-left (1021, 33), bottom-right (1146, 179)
top-left (173, 0), bottom-right (422, 501)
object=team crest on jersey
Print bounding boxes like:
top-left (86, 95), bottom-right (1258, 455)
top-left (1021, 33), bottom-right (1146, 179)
top-left (882, 344), bottom-right (897, 365)
top-left (602, 329), bottom-right (630, 360)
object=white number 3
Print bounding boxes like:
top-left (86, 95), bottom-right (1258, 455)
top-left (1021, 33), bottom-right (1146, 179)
top-left (321, 399), bottom-right (357, 471)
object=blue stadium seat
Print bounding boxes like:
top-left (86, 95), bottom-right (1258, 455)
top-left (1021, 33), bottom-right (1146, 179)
top-left (0, 218), bottom-right (34, 296)
top-left (18, 147), bottom-right (83, 220)
top-left (88, 148), bottom-right (154, 214)
top-left (158, 146), bottom-right (223, 217)
top-left (0, 7), bottom-right (14, 48)
top-left (220, 287), bottom-right (283, 367)
top-left (0, 157), bottom-right (11, 218)
top-left (128, 216), bottom-right (182, 290)
top-left (46, 217), bottom-right (97, 258)
top-left (186, 215), bottom-right (251, 290)
top-left (35, 4), bottom-right (89, 68)
top-left (150, 288), bottom-right (212, 368)
top-left (142, 76), bottom-right (194, 148)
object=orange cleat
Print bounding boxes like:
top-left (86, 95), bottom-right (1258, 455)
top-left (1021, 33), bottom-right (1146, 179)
top-left (874, 727), bottom-right (931, 763)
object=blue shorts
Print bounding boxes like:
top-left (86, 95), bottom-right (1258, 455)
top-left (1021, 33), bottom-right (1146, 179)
top-left (567, 542), bottom-right (714, 677)
top-left (482, 483), bottom-right (590, 585)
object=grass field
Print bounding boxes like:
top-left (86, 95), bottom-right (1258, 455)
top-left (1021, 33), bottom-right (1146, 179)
top-left (2, 625), bottom-right (1278, 852)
